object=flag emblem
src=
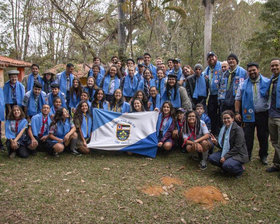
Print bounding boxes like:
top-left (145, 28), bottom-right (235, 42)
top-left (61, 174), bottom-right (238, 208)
top-left (116, 124), bottom-right (131, 141)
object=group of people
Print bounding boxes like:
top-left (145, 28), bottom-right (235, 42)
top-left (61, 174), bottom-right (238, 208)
top-left (0, 52), bottom-right (279, 178)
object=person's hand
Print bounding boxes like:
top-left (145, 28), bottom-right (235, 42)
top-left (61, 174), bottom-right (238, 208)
top-left (158, 142), bottom-right (163, 148)
top-left (154, 108), bottom-right (159, 112)
top-left (235, 113), bottom-right (241, 122)
top-left (58, 138), bottom-right (64, 143)
top-left (220, 157), bottom-right (225, 163)
top-left (31, 138), bottom-right (38, 147)
top-left (10, 139), bottom-right (18, 150)
top-left (172, 130), bottom-right (178, 139)
top-left (83, 140), bottom-right (87, 147)
top-left (182, 138), bottom-right (187, 148)
top-left (40, 135), bottom-right (48, 142)
top-left (210, 133), bottom-right (217, 145)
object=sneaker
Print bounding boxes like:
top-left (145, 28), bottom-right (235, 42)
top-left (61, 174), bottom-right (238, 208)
top-left (53, 152), bottom-right (60, 158)
top-left (199, 160), bottom-right (207, 170)
top-left (266, 166), bottom-right (280, 173)
top-left (9, 151), bottom-right (16, 159)
top-left (71, 149), bottom-right (81, 156)
top-left (260, 157), bottom-right (268, 165)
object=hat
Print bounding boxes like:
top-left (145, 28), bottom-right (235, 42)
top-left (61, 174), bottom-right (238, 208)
top-left (51, 83), bottom-right (60, 89)
top-left (33, 81), bottom-right (42, 89)
top-left (173, 58), bottom-right (181, 63)
top-left (194, 64), bottom-right (203, 70)
top-left (227, 53), bottom-right (239, 64)
top-left (137, 63), bottom-right (144, 67)
top-left (8, 70), bottom-right (19, 76)
top-left (207, 52), bottom-right (216, 58)
top-left (167, 73), bottom-right (177, 78)
top-left (176, 108), bottom-right (186, 113)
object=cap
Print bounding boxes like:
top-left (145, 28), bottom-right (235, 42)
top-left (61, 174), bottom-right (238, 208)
top-left (227, 53), bottom-right (239, 64)
top-left (8, 70), bottom-right (20, 76)
top-left (173, 58), bottom-right (181, 63)
top-left (137, 63), bottom-right (144, 67)
top-left (207, 52), bottom-right (216, 58)
top-left (176, 108), bottom-right (186, 113)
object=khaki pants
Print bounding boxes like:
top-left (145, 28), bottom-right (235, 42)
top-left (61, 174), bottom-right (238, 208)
top-left (268, 117), bottom-right (280, 168)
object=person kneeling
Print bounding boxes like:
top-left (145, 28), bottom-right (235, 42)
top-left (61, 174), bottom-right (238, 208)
top-left (156, 101), bottom-right (175, 152)
top-left (183, 111), bottom-right (211, 170)
top-left (209, 110), bottom-right (249, 177)
top-left (73, 101), bottom-right (92, 154)
top-left (46, 108), bottom-right (78, 157)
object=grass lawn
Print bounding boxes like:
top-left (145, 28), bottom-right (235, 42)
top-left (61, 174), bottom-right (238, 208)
top-left (0, 142), bottom-right (279, 223)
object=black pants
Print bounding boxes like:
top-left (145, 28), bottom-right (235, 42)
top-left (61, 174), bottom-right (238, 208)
top-left (6, 139), bottom-right (30, 158)
top-left (243, 111), bottom-right (269, 160)
top-left (207, 95), bottom-right (219, 136)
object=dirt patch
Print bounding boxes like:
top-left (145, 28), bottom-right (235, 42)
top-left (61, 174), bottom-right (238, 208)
top-left (161, 176), bottom-right (183, 186)
top-left (141, 185), bottom-right (164, 196)
top-left (184, 186), bottom-right (227, 209)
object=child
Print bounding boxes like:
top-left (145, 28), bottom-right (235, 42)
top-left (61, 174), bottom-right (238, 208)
top-left (172, 108), bottom-right (186, 152)
top-left (156, 101), bottom-right (175, 151)
top-left (148, 86), bottom-right (160, 111)
top-left (46, 108), bottom-right (78, 156)
top-left (183, 111), bottom-right (211, 170)
top-left (5, 105), bottom-right (29, 158)
top-left (73, 101), bottom-right (93, 154)
top-left (195, 103), bottom-right (211, 132)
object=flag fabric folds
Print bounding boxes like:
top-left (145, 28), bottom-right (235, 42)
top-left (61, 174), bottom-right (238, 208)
top-left (87, 109), bottom-right (159, 158)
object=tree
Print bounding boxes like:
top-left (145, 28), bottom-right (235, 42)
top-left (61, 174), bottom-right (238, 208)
top-left (203, 0), bottom-right (215, 66)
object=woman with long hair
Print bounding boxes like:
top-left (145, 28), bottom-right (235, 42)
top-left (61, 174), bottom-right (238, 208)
top-left (88, 64), bottom-right (103, 87)
top-left (131, 90), bottom-right (148, 111)
top-left (183, 111), bottom-right (211, 170)
top-left (73, 101), bottom-right (92, 154)
top-left (156, 101), bottom-right (175, 151)
top-left (49, 96), bottom-right (63, 118)
top-left (91, 88), bottom-right (109, 110)
top-left (131, 98), bottom-right (145, 112)
top-left (42, 72), bottom-right (55, 94)
top-left (69, 78), bottom-right (83, 114)
top-left (83, 76), bottom-right (97, 102)
top-left (5, 105), bottom-right (29, 158)
top-left (101, 65), bottom-right (121, 103)
top-left (109, 89), bottom-right (130, 113)
top-left (138, 68), bottom-right (156, 98)
top-left (46, 107), bottom-right (78, 156)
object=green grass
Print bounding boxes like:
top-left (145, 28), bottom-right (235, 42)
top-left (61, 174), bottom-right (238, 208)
top-left (0, 143), bottom-right (279, 223)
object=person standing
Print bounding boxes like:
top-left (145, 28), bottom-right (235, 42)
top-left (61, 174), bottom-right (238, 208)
top-left (143, 53), bottom-right (157, 77)
top-left (266, 58), bottom-right (280, 176)
top-left (235, 62), bottom-right (270, 165)
top-left (218, 54), bottom-right (247, 113)
top-left (22, 64), bottom-right (44, 92)
top-left (203, 52), bottom-right (222, 136)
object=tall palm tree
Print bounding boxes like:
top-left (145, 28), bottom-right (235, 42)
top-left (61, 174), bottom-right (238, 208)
top-left (203, 0), bottom-right (215, 66)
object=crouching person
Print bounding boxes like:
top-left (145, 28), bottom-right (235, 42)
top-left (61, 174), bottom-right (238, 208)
top-left (46, 107), bottom-right (78, 157)
top-left (209, 110), bottom-right (249, 177)
top-left (73, 101), bottom-right (92, 154)
top-left (28, 104), bottom-right (52, 152)
top-left (156, 101), bottom-right (175, 152)
top-left (183, 111), bottom-right (211, 170)
top-left (5, 105), bottom-right (29, 158)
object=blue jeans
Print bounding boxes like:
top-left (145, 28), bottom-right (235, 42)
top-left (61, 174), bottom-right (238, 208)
top-left (209, 151), bottom-right (244, 176)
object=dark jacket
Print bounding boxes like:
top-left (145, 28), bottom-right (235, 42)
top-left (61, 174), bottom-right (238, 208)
top-left (185, 74), bottom-right (209, 109)
top-left (220, 122), bottom-right (249, 163)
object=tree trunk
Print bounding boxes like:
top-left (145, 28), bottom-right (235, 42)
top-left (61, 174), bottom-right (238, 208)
top-left (203, 0), bottom-right (214, 66)
top-left (117, 0), bottom-right (126, 62)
